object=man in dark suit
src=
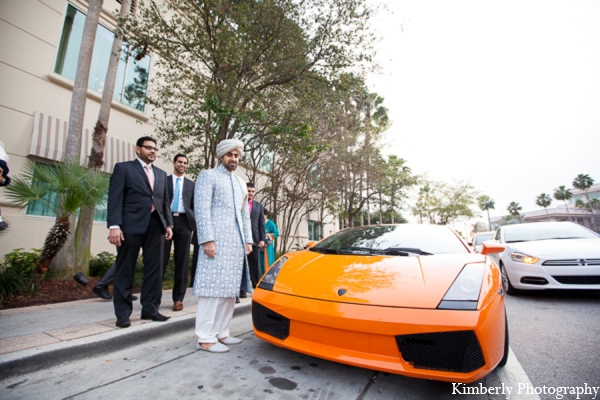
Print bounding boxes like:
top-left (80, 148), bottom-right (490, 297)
top-left (107, 136), bottom-right (173, 328)
top-left (246, 182), bottom-right (266, 288)
top-left (163, 154), bottom-right (195, 312)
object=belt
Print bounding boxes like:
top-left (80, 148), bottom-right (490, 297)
top-left (172, 212), bottom-right (185, 216)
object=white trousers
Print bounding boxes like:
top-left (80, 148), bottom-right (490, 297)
top-left (195, 297), bottom-right (236, 343)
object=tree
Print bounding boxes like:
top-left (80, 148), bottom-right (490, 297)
top-left (384, 156), bottom-right (416, 224)
top-left (553, 186), bottom-right (573, 221)
top-left (507, 201), bottom-right (522, 218)
top-left (412, 180), bottom-right (477, 225)
top-left (535, 193), bottom-right (552, 220)
top-left (477, 195), bottom-right (495, 230)
top-left (75, 0), bottom-right (133, 274)
top-left (573, 174), bottom-right (595, 204)
top-left (573, 173), bottom-right (596, 230)
top-left (4, 161), bottom-right (109, 286)
top-left (52, 0), bottom-right (105, 277)
top-left (121, 0), bottom-right (376, 170)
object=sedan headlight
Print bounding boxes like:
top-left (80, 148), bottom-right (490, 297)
top-left (509, 252), bottom-right (539, 264)
top-left (258, 257), bottom-right (288, 291)
top-left (438, 263), bottom-right (484, 310)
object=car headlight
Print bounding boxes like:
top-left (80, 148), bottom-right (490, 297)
top-left (509, 252), bottom-right (539, 264)
top-left (438, 263), bottom-right (484, 310)
top-left (257, 256), bottom-right (288, 291)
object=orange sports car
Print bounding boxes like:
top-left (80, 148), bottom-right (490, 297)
top-left (252, 224), bottom-right (508, 383)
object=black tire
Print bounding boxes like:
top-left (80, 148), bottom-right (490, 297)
top-left (498, 311), bottom-right (509, 367)
top-left (500, 263), bottom-right (520, 295)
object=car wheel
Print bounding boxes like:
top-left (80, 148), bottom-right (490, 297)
top-left (498, 312), bottom-right (509, 367)
top-left (500, 263), bottom-right (520, 295)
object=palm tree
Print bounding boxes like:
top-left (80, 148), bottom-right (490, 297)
top-left (573, 174), bottom-right (595, 203)
top-left (4, 161), bottom-right (109, 287)
top-left (573, 173), bottom-right (596, 231)
top-left (477, 195), bottom-right (495, 230)
top-left (53, 0), bottom-right (104, 276)
top-left (535, 193), bottom-right (552, 220)
top-left (507, 201), bottom-right (522, 218)
top-left (75, 0), bottom-right (133, 273)
top-left (553, 186), bottom-right (573, 221)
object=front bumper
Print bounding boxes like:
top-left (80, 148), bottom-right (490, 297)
top-left (504, 260), bottom-right (600, 290)
top-left (252, 289), bottom-right (505, 383)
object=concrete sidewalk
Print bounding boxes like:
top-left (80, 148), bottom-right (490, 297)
top-left (0, 288), bottom-right (251, 378)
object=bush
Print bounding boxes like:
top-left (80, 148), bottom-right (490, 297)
top-left (89, 252), bottom-right (116, 277)
top-left (0, 248), bottom-right (41, 304)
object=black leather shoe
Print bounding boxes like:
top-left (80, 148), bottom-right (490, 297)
top-left (93, 286), bottom-right (112, 300)
top-left (235, 296), bottom-right (240, 304)
top-left (239, 289), bottom-right (247, 298)
top-left (130, 295), bottom-right (138, 301)
top-left (141, 312), bottom-right (170, 322)
top-left (116, 316), bottom-right (131, 328)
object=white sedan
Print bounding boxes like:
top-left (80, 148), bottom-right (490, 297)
top-left (489, 221), bottom-right (600, 295)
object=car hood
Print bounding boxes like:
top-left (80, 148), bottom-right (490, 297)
top-left (505, 238), bottom-right (600, 258)
top-left (271, 251), bottom-right (486, 309)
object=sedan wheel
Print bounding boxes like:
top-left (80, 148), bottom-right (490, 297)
top-left (500, 264), bottom-right (520, 295)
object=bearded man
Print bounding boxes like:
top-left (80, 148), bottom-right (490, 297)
top-left (192, 139), bottom-right (253, 353)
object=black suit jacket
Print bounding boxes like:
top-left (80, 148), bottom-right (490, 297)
top-left (166, 175), bottom-right (195, 231)
top-left (249, 199), bottom-right (266, 246)
top-left (107, 160), bottom-right (173, 234)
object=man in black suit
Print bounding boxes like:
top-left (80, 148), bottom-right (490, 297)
top-left (246, 182), bottom-right (266, 288)
top-left (107, 136), bottom-right (173, 328)
top-left (163, 154), bottom-right (195, 312)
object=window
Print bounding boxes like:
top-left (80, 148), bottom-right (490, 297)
top-left (54, 4), bottom-right (150, 111)
top-left (26, 164), bottom-right (108, 223)
top-left (308, 221), bottom-right (322, 241)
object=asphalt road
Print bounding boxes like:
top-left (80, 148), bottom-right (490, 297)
top-left (1, 291), bottom-right (599, 400)
top-left (503, 290), bottom-right (600, 400)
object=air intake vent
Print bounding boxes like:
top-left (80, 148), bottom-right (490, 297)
top-left (396, 331), bottom-right (485, 373)
top-left (252, 301), bottom-right (290, 340)
top-left (552, 275), bottom-right (600, 284)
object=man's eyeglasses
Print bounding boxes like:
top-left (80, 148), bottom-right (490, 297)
top-left (141, 145), bottom-right (159, 152)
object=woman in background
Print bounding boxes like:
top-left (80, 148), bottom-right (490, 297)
top-left (260, 209), bottom-right (279, 275)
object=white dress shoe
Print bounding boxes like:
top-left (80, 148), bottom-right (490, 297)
top-left (218, 336), bottom-right (242, 345)
top-left (195, 342), bottom-right (230, 353)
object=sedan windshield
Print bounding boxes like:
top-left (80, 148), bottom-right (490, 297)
top-left (312, 225), bottom-right (469, 255)
top-left (503, 222), bottom-right (599, 243)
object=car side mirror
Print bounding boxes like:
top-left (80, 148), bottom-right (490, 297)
top-left (480, 241), bottom-right (505, 255)
top-left (305, 241), bottom-right (317, 249)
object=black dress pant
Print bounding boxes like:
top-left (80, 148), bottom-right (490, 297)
top-left (248, 245), bottom-right (261, 288)
top-left (113, 212), bottom-right (165, 318)
top-left (163, 215), bottom-right (193, 302)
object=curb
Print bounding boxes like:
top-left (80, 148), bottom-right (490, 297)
top-left (0, 304), bottom-right (251, 379)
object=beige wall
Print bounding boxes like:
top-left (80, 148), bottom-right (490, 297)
top-left (0, 0), bottom-right (167, 259)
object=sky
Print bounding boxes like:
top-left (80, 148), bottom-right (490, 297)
top-left (365, 0), bottom-right (600, 226)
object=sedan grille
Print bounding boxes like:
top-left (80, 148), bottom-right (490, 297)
top-left (543, 259), bottom-right (600, 266)
top-left (552, 275), bottom-right (600, 284)
top-left (395, 331), bottom-right (485, 373)
top-left (252, 301), bottom-right (290, 340)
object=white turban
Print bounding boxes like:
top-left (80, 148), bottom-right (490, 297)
top-left (216, 139), bottom-right (244, 159)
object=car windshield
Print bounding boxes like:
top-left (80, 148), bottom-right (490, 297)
top-left (474, 232), bottom-right (494, 245)
top-left (311, 224), bottom-right (469, 255)
top-left (503, 222), bottom-right (599, 243)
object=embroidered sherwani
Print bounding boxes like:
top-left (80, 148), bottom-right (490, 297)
top-left (193, 164), bottom-right (253, 298)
